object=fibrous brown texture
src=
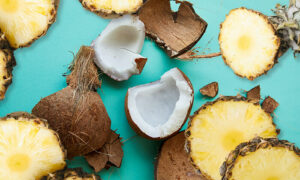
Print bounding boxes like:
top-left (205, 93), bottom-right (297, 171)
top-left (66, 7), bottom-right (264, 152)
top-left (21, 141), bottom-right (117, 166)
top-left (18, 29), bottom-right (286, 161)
top-left (262, 96), bottom-right (279, 113)
top-left (156, 132), bottom-right (206, 180)
top-left (85, 130), bottom-right (124, 172)
top-left (200, 82), bottom-right (218, 98)
top-left (32, 46), bottom-right (111, 158)
top-left (42, 168), bottom-right (100, 180)
top-left (138, 0), bottom-right (207, 58)
top-left (246, 85), bottom-right (260, 102)
top-left (0, 32), bottom-right (16, 100)
top-left (221, 137), bottom-right (300, 180)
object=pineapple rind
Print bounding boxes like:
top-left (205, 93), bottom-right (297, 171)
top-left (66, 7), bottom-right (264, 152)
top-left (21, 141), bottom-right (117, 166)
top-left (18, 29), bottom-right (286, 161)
top-left (185, 96), bottom-right (278, 180)
top-left (219, 7), bottom-right (280, 80)
top-left (0, 112), bottom-right (66, 180)
top-left (41, 168), bottom-right (100, 180)
top-left (221, 137), bottom-right (300, 180)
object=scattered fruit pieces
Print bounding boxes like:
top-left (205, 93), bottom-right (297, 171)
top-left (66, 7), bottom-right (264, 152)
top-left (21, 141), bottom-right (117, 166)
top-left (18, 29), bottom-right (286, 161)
top-left (199, 82), bottom-right (218, 98)
top-left (0, 112), bottom-right (66, 180)
top-left (125, 68), bottom-right (194, 140)
top-left (262, 96), bottom-right (279, 113)
top-left (219, 7), bottom-right (280, 80)
top-left (156, 132), bottom-right (205, 180)
top-left (85, 130), bottom-right (124, 172)
top-left (246, 85), bottom-right (260, 102)
top-left (0, 0), bottom-right (59, 48)
top-left (92, 15), bottom-right (147, 81)
top-left (221, 137), bottom-right (300, 180)
top-left (42, 168), bottom-right (100, 180)
top-left (0, 32), bottom-right (15, 100)
top-left (186, 96), bottom-right (278, 180)
top-left (139, 0), bottom-right (207, 58)
top-left (32, 46), bottom-right (111, 158)
top-left (79, 0), bottom-right (143, 18)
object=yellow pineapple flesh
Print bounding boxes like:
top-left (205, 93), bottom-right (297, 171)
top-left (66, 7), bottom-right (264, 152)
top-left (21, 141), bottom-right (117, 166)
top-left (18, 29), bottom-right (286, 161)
top-left (0, 112), bottom-right (66, 180)
top-left (186, 97), bottom-right (278, 180)
top-left (0, 0), bottom-right (58, 48)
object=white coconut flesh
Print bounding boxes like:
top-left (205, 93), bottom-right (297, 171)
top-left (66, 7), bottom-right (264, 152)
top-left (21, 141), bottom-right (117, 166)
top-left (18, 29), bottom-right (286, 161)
top-left (93, 15), bottom-right (146, 81)
top-left (127, 68), bottom-right (194, 138)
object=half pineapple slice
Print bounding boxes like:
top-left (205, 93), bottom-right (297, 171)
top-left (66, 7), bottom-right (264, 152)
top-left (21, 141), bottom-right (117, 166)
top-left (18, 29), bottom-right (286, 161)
top-left (0, 32), bottom-right (15, 100)
top-left (80, 0), bottom-right (143, 18)
top-left (186, 96), bottom-right (278, 180)
top-left (0, 112), bottom-right (66, 180)
top-left (42, 168), bottom-right (100, 180)
top-left (221, 137), bottom-right (300, 180)
top-left (0, 0), bottom-right (59, 48)
top-left (219, 8), bottom-right (280, 80)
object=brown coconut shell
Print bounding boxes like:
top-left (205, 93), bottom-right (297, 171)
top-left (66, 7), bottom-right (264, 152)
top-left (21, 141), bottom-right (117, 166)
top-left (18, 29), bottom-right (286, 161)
top-left (262, 96), bottom-right (279, 114)
top-left (219, 7), bottom-right (280, 80)
top-left (155, 132), bottom-right (206, 180)
top-left (138, 0), bottom-right (207, 58)
top-left (0, 32), bottom-right (16, 100)
top-left (246, 85), bottom-right (261, 102)
top-left (32, 46), bottom-right (111, 158)
top-left (220, 137), bottom-right (300, 180)
top-left (199, 82), bottom-right (219, 98)
top-left (41, 168), bottom-right (100, 180)
top-left (125, 68), bottom-right (194, 140)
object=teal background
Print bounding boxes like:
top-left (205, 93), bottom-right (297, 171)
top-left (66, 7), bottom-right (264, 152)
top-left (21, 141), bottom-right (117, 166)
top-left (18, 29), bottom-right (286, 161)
top-left (0, 0), bottom-right (299, 179)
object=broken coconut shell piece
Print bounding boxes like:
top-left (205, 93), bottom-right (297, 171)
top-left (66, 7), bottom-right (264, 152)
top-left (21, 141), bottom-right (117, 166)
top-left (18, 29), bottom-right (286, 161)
top-left (200, 82), bottom-right (218, 98)
top-left (156, 132), bottom-right (205, 180)
top-left (32, 46), bottom-right (111, 159)
top-left (125, 68), bottom-right (194, 140)
top-left (262, 96), bottom-right (279, 114)
top-left (92, 15), bottom-right (147, 81)
top-left (138, 0), bottom-right (207, 58)
top-left (85, 130), bottom-right (124, 172)
top-left (247, 85), bottom-right (261, 102)
top-left (79, 0), bottom-right (143, 18)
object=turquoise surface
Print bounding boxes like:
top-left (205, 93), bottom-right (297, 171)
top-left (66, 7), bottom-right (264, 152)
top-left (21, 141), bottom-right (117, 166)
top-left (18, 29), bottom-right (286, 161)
top-left (0, 0), bottom-right (299, 179)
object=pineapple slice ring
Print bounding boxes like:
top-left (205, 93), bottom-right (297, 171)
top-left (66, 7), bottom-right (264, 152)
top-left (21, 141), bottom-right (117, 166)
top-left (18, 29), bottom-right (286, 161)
top-left (219, 8), bottom-right (280, 80)
top-left (0, 0), bottom-right (59, 48)
top-left (221, 137), bottom-right (300, 180)
top-left (80, 0), bottom-right (143, 18)
top-left (186, 96), bottom-right (278, 180)
top-left (0, 112), bottom-right (66, 180)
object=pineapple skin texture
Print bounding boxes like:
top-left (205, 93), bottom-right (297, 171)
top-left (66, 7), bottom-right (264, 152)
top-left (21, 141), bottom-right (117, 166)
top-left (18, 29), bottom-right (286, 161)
top-left (221, 137), bottom-right (300, 180)
top-left (41, 168), bottom-right (100, 180)
top-left (185, 96), bottom-right (278, 180)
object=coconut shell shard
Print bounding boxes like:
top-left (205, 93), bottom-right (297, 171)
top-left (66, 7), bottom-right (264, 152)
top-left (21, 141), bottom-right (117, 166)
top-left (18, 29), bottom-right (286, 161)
top-left (247, 85), bottom-right (260, 102)
top-left (200, 82), bottom-right (218, 98)
top-left (262, 96), bottom-right (279, 113)
top-left (138, 0), bottom-right (207, 58)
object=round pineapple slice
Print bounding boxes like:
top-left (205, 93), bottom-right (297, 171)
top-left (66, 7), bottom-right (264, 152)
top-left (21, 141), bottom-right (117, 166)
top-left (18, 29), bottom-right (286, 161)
top-left (186, 96), bottom-right (278, 180)
top-left (219, 8), bottom-right (280, 80)
top-left (221, 137), bottom-right (300, 180)
top-left (80, 0), bottom-right (143, 18)
top-left (0, 112), bottom-right (66, 180)
top-left (42, 168), bottom-right (100, 180)
top-left (0, 0), bottom-right (59, 48)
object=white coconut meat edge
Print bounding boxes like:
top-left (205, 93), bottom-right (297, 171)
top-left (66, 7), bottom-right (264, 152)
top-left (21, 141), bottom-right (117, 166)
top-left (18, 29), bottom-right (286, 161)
top-left (92, 15), bottom-right (146, 81)
top-left (127, 68), bottom-right (193, 138)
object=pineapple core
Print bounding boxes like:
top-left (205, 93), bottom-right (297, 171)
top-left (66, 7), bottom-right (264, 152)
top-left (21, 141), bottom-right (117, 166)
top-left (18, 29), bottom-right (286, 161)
top-left (237, 35), bottom-right (251, 51)
top-left (0, 0), bottom-right (19, 13)
top-left (7, 154), bottom-right (30, 172)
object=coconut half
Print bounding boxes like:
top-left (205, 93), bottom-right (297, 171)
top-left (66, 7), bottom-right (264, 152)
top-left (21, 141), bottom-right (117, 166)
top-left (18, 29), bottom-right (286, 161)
top-left (92, 15), bottom-right (147, 81)
top-left (125, 68), bottom-right (194, 140)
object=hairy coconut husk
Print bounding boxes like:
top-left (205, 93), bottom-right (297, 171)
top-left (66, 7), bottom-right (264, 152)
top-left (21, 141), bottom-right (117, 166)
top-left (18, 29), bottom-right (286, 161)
top-left (32, 46), bottom-right (111, 158)
top-left (41, 168), bottom-right (100, 180)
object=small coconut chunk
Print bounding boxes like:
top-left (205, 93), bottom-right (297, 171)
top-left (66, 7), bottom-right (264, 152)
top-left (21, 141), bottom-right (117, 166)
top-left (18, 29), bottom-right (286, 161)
top-left (92, 15), bottom-right (147, 81)
top-left (85, 130), bottom-right (123, 172)
top-left (262, 96), bottom-right (279, 113)
top-left (125, 68), bottom-right (194, 140)
top-left (200, 82), bottom-right (218, 98)
top-left (138, 0), bottom-right (207, 58)
top-left (247, 85), bottom-right (260, 102)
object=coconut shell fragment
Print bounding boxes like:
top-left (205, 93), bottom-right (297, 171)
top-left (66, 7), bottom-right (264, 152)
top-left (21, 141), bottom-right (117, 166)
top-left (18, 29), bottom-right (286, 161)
top-left (247, 85), bottom-right (260, 102)
top-left (85, 130), bottom-right (124, 172)
top-left (138, 0), bottom-right (207, 58)
top-left (262, 96), bottom-right (279, 113)
top-left (156, 132), bottom-right (205, 180)
top-left (200, 82), bottom-right (218, 98)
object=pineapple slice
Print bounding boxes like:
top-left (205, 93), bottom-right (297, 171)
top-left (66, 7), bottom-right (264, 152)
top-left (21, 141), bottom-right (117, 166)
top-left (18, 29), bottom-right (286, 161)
top-left (221, 137), bottom-right (300, 180)
top-left (80, 0), bottom-right (143, 18)
top-left (42, 168), bottom-right (100, 180)
top-left (186, 96), bottom-right (278, 180)
top-left (0, 0), bottom-right (59, 48)
top-left (219, 8), bottom-right (280, 80)
top-left (0, 112), bottom-right (66, 180)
